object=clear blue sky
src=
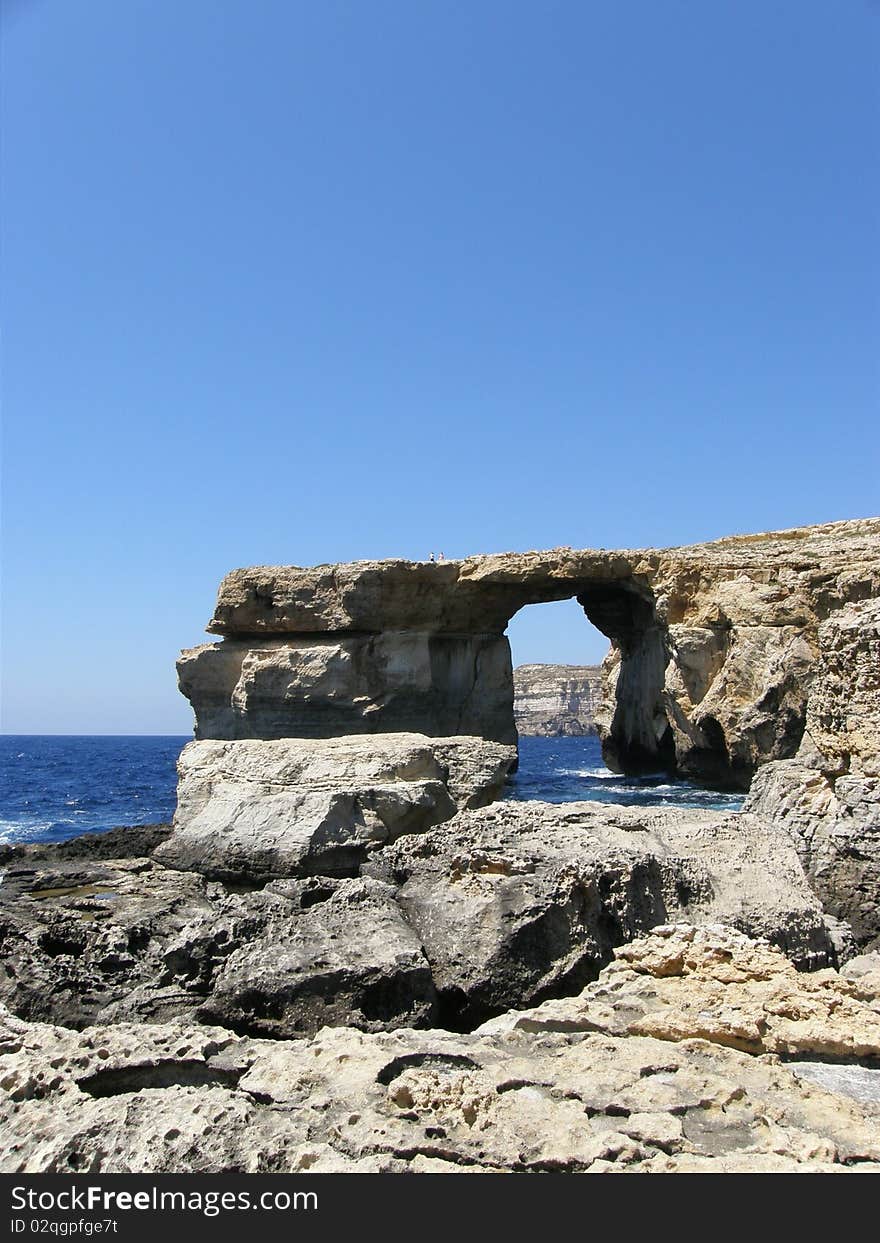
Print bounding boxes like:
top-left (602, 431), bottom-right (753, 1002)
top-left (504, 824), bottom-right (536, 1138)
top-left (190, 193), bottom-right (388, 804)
top-left (2, 1), bottom-right (878, 733)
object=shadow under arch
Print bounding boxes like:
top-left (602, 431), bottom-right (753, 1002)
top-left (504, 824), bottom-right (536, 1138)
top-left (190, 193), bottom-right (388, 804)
top-left (576, 580), bottom-right (675, 776)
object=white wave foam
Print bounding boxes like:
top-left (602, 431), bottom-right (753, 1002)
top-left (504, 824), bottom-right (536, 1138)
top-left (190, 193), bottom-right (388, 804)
top-left (559, 767), bottom-right (616, 779)
top-left (0, 818), bottom-right (55, 846)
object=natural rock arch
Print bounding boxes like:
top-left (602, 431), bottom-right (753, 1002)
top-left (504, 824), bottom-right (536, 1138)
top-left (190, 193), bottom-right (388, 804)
top-left (177, 519), bottom-right (880, 791)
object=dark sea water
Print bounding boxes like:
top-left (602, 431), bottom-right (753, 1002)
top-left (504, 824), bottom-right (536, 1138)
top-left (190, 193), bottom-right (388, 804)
top-left (0, 733), bottom-right (743, 847)
top-left (505, 735), bottom-right (744, 812)
top-left (0, 736), bottom-right (189, 846)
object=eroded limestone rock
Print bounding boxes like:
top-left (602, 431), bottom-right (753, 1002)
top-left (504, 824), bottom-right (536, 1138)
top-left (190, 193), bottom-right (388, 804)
top-left (0, 798), bottom-right (836, 1037)
top-left (746, 598), bottom-right (880, 948)
top-left (365, 800), bottom-right (838, 1027)
top-left (0, 857), bottom-right (437, 1038)
top-left (178, 633), bottom-right (515, 743)
top-left (3, 926), bottom-right (879, 1174)
top-left (477, 924), bottom-right (880, 1059)
top-left (198, 876), bottom-right (436, 1038)
top-left (155, 733), bottom-right (516, 882)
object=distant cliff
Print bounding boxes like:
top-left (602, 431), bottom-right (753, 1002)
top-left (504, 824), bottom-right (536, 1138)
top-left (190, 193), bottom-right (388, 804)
top-left (513, 664), bottom-right (603, 736)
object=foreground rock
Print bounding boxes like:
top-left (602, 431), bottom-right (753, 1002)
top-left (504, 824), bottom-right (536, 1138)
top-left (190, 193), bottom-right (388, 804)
top-left (0, 795), bottom-right (840, 1036)
top-left (513, 664), bottom-right (602, 736)
top-left (479, 924), bottom-right (880, 1059)
top-left (180, 519), bottom-right (880, 790)
top-left (746, 598), bottom-right (880, 949)
top-left (2, 927), bottom-right (879, 1174)
top-left (155, 733), bottom-right (516, 882)
top-left (366, 801), bottom-right (840, 1028)
top-left (198, 876), bottom-right (436, 1037)
top-left (0, 855), bottom-right (437, 1037)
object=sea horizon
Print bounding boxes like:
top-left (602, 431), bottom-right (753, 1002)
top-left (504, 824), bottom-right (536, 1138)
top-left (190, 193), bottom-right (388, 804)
top-left (1, 732), bottom-right (192, 738)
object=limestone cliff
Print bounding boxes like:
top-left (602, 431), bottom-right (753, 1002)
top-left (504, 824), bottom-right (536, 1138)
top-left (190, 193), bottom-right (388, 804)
top-left (178, 518), bottom-right (880, 791)
top-left (746, 597), bottom-right (880, 949)
top-left (513, 664), bottom-right (602, 735)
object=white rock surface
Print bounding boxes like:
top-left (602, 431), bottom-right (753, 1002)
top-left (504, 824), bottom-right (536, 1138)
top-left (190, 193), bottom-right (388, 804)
top-left (155, 733), bottom-right (516, 881)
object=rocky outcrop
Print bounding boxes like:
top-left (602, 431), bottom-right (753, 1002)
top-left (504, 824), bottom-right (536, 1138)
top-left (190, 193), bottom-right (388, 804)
top-left (199, 876), bottom-right (437, 1038)
top-left (4, 522), bottom-right (877, 1176)
top-left (0, 848), bottom-right (438, 1037)
top-left (6, 523), bottom-right (879, 1177)
top-left (365, 801), bottom-right (840, 1027)
top-left (178, 519), bottom-right (880, 790)
top-left (0, 797), bottom-right (840, 1037)
top-left (746, 598), bottom-right (880, 949)
top-left (478, 924), bottom-right (880, 1059)
top-left (178, 632), bottom-right (515, 744)
top-left (513, 664), bottom-right (602, 735)
top-left (3, 926), bottom-right (879, 1174)
top-left (155, 733), bottom-right (516, 882)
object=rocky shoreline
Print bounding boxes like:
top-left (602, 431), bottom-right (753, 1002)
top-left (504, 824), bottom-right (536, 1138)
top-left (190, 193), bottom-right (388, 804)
top-left (2, 912), bottom-right (878, 1173)
top-left (2, 783), bottom-right (878, 1171)
top-left (0, 794), bottom-right (845, 1038)
top-left (2, 519), bottom-right (879, 1174)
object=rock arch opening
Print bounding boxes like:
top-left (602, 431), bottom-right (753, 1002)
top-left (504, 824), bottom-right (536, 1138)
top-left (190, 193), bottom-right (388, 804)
top-left (506, 581), bottom-right (675, 777)
top-left (507, 599), bottom-right (608, 738)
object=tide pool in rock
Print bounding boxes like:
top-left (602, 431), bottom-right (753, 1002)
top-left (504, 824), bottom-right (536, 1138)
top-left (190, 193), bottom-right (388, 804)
top-left (506, 736), bottom-right (744, 812)
top-left (0, 732), bottom-right (742, 847)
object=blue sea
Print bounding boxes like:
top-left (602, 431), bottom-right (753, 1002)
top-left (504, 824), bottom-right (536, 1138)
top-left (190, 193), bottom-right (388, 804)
top-left (507, 736), bottom-right (743, 812)
top-left (0, 736), bottom-right (189, 846)
top-left (0, 733), bottom-right (743, 847)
